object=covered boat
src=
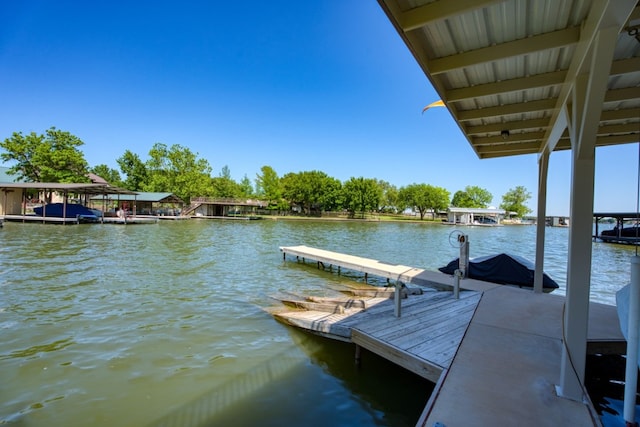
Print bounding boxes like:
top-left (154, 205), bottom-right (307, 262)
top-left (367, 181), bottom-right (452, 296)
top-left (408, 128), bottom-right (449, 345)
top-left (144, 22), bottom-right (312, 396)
top-left (34, 203), bottom-right (100, 222)
top-left (438, 253), bottom-right (559, 291)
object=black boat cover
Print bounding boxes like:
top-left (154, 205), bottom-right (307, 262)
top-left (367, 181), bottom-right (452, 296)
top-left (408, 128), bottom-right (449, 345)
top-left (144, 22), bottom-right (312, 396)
top-left (438, 253), bottom-right (559, 290)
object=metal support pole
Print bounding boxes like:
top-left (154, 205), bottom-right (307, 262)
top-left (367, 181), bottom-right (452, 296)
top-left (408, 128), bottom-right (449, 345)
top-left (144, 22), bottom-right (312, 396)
top-left (394, 283), bottom-right (403, 318)
top-left (624, 256), bottom-right (640, 426)
top-left (453, 269), bottom-right (462, 299)
top-left (459, 236), bottom-right (469, 278)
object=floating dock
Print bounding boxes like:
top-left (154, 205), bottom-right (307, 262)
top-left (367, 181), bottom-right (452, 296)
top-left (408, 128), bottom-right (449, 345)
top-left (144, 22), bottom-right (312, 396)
top-left (279, 245), bottom-right (454, 289)
top-left (2, 214), bottom-right (159, 225)
top-left (276, 245), bottom-right (626, 426)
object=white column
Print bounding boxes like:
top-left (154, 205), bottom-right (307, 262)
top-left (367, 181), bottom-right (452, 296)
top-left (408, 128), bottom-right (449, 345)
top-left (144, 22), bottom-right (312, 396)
top-left (623, 256), bottom-right (640, 424)
top-left (557, 21), bottom-right (620, 401)
top-left (534, 152), bottom-right (549, 293)
top-left (559, 149), bottom-right (595, 401)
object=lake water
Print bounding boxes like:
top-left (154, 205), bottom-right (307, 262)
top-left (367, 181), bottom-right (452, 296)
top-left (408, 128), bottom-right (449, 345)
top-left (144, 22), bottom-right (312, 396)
top-left (0, 219), bottom-right (636, 426)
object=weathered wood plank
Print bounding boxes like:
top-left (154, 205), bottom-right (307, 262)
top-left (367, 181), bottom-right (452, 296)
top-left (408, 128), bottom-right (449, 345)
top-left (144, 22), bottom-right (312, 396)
top-left (420, 325), bottom-right (469, 367)
top-left (352, 329), bottom-right (444, 382)
top-left (306, 296), bottom-right (368, 309)
top-left (378, 296), bottom-right (480, 345)
top-left (280, 299), bottom-right (360, 314)
top-left (273, 310), bottom-right (353, 338)
top-left (346, 291), bottom-right (474, 334)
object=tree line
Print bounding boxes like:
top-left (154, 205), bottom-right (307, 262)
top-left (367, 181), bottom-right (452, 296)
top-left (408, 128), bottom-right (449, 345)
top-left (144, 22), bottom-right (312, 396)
top-left (0, 127), bottom-right (532, 218)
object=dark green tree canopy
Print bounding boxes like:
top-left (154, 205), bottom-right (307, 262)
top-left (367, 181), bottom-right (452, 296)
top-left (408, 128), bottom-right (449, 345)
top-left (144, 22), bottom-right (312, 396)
top-left (255, 165), bottom-right (285, 210)
top-left (239, 174), bottom-right (254, 197)
top-left (143, 143), bottom-right (212, 203)
top-left (451, 185), bottom-right (492, 208)
top-left (376, 179), bottom-right (399, 213)
top-left (1, 127), bottom-right (89, 183)
top-left (342, 177), bottom-right (382, 218)
top-left (281, 170), bottom-right (341, 215)
top-left (500, 186), bottom-right (532, 218)
top-left (399, 183), bottom-right (450, 220)
top-left (90, 164), bottom-right (124, 187)
top-left (116, 150), bottom-right (148, 191)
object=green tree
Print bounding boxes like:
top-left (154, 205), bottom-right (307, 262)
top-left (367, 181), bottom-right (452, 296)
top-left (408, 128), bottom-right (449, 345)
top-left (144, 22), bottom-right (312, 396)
top-left (210, 176), bottom-right (242, 198)
top-left (116, 150), bottom-right (148, 191)
top-left (143, 143), bottom-right (212, 203)
top-left (1, 127), bottom-right (89, 183)
top-left (376, 179), bottom-right (399, 213)
top-left (451, 185), bottom-right (492, 208)
top-left (281, 170), bottom-right (341, 215)
top-left (399, 183), bottom-right (450, 220)
top-left (210, 165), bottom-right (242, 198)
top-left (342, 177), bottom-right (382, 218)
top-left (90, 164), bottom-right (124, 187)
top-left (255, 165), bottom-right (286, 210)
top-left (239, 174), bottom-right (254, 197)
top-left (500, 186), bottom-right (532, 218)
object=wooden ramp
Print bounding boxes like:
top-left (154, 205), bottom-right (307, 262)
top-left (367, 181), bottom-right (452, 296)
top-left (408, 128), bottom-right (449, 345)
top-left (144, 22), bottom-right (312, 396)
top-left (272, 289), bottom-right (481, 383)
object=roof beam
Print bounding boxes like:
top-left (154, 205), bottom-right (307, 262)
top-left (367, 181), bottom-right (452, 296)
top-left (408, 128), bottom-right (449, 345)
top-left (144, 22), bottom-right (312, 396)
top-left (597, 122), bottom-right (640, 135)
top-left (610, 56), bottom-right (640, 76)
top-left (540, 0), bottom-right (637, 155)
top-left (430, 27), bottom-right (580, 75)
top-left (466, 118), bottom-right (549, 136)
top-left (472, 131), bottom-right (545, 146)
top-left (475, 141), bottom-right (542, 154)
top-left (447, 70), bottom-right (567, 102)
top-left (604, 86), bottom-right (640, 103)
top-left (447, 56), bottom-right (636, 103)
top-left (600, 107), bottom-right (640, 122)
top-left (558, 133), bottom-right (640, 149)
top-left (457, 99), bottom-right (556, 121)
top-left (399, 0), bottom-right (506, 32)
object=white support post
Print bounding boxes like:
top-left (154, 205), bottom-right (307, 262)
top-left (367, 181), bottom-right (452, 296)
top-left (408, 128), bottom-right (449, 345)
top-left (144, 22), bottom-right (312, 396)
top-left (559, 151), bottom-right (595, 401)
top-left (559, 74), bottom-right (595, 401)
top-left (624, 256), bottom-right (640, 425)
top-left (559, 22), bottom-right (620, 401)
top-left (534, 152), bottom-right (549, 293)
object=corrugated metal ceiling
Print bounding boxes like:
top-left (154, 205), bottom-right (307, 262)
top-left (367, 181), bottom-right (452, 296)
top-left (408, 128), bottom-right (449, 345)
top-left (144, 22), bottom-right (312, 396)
top-left (379, 0), bottom-right (640, 159)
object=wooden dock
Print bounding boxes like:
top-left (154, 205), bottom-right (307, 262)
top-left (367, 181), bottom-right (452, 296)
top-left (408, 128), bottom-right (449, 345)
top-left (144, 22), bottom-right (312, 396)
top-left (273, 290), bottom-right (480, 382)
top-left (275, 245), bottom-right (627, 426)
top-left (280, 245), bottom-right (455, 289)
top-left (3, 214), bottom-right (86, 224)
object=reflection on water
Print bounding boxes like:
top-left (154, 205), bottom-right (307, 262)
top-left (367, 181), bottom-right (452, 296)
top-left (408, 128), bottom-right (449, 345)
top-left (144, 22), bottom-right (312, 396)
top-left (0, 220), bottom-right (635, 426)
top-left (585, 354), bottom-right (640, 427)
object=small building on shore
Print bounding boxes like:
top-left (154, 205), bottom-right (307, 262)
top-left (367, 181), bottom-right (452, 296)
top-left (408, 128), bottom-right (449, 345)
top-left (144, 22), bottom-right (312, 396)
top-left (184, 197), bottom-right (266, 218)
top-left (90, 192), bottom-right (184, 216)
top-left (447, 207), bottom-right (505, 225)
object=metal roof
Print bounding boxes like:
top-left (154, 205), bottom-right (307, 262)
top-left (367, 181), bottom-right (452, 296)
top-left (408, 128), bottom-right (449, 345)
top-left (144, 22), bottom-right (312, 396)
top-left (378, 0), bottom-right (640, 159)
top-left (90, 192), bottom-right (184, 203)
top-left (0, 182), bottom-right (138, 195)
top-left (448, 207), bottom-right (506, 214)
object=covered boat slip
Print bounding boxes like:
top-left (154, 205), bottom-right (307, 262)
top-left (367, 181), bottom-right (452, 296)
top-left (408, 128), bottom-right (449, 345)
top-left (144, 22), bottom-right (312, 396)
top-left (375, 0), bottom-right (640, 423)
top-left (276, 246), bottom-right (625, 426)
top-left (594, 212), bottom-right (640, 244)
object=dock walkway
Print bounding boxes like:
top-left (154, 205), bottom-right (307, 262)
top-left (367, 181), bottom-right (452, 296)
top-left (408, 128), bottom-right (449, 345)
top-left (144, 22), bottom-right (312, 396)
top-left (276, 245), bottom-right (626, 426)
top-left (279, 245), bottom-right (453, 289)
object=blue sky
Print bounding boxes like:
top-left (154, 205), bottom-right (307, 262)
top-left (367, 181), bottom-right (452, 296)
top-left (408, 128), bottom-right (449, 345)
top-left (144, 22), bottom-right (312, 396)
top-left (0, 1), bottom-right (637, 216)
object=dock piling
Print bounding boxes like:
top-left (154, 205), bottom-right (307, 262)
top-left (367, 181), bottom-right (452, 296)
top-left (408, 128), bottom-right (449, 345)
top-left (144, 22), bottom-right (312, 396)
top-left (394, 282), bottom-right (403, 317)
